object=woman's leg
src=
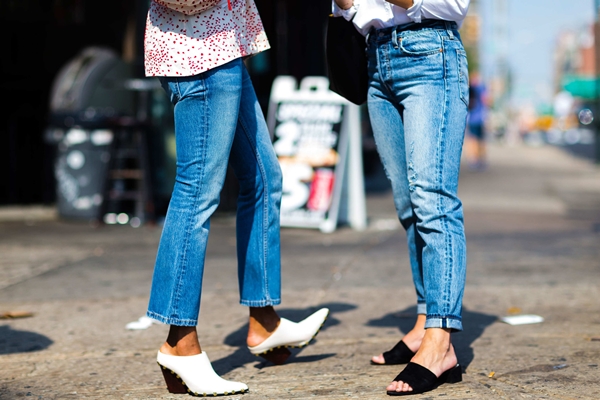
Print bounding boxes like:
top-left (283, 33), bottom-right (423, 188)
top-left (367, 94), bottom-right (427, 313)
top-left (227, 66), bottom-right (329, 363)
top-left (230, 65), bottom-right (283, 310)
top-left (366, 29), bottom-right (428, 364)
top-left (147, 60), bottom-right (245, 353)
top-left (367, 88), bottom-right (427, 362)
top-left (227, 65), bottom-right (284, 345)
top-left (389, 27), bottom-right (468, 393)
top-left (367, 24), bottom-right (468, 393)
top-left (399, 52), bottom-right (467, 335)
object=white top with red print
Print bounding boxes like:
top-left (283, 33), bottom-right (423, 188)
top-left (144, 0), bottom-right (270, 77)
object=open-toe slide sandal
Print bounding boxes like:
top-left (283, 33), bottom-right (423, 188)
top-left (386, 362), bottom-right (462, 396)
top-left (371, 340), bottom-right (416, 365)
top-left (248, 308), bottom-right (329, 364)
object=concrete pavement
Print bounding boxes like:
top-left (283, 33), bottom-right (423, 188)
top-left (0, 141), bottom-right (599, 399)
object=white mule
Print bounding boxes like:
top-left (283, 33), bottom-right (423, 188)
top-left (157, 351), bottom-right (248, 396)
top-left (248, 308), bottom-right (329, 355)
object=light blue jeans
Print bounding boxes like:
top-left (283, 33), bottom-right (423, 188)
top-left (147, 58), bottom-right (283, 326)
top-left (366, 21), bottom-right (468, 331)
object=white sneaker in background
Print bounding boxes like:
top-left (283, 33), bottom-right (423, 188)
top-left (126, 315), bottom-right (162, 330)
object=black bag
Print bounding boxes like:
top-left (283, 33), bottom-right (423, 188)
top-left (325, 15), bottom-right (368, 105)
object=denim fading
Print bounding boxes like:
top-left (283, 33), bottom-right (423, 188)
top-left (147, 58), bottom-right (282, 326)
top-left (366, 21), bottom-right (468, 331)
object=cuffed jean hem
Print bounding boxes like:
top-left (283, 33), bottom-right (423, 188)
top-left (416, 303), bottom-right (427, 315)
top-left (240, 298), bottom-right (281, 307)
top-left (424, 315), bottom-right (463, 331)
top-left (146, 310), bottom-right (198, 327)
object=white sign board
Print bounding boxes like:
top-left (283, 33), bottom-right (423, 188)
top-left (267, 76), bottom-right (366, 233)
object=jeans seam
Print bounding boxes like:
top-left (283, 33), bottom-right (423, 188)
top-left (237, 100), bottom-right (272, 303)
top-left (439, 35), bottom-right (453, 319)
top-left (174, 79), bottom-right (181, 101)
top-left (172, 77), bottom-right (209, 322)
top-left (379, 43), bottom-right (393, 97)
top-left (457, 50), bottom-right (470, 107)
top-left (170, 78), bottom-right (186, 320)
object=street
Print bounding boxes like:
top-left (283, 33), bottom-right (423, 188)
top-left (1, 141), bottom-right (599, 399)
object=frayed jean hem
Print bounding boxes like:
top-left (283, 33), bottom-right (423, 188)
top-left (240, 298), bottom-right (281, 307)
top-left (146, 311), bottom-right (198, 327)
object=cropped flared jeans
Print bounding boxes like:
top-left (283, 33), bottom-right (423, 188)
top-left (147, 58), bottom-right (283, 326)
top-left (366, 21), bottom-right (468, 331)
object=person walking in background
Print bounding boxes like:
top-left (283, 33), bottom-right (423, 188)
top-left (144, 0), bottom-right (329, 396)
top-left (331, 0), bottom-right (470, 396)
top-left (466, 71), bottom-right (488, 170)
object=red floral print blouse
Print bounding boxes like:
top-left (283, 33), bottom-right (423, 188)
top-left (144, 0), bottom-right (270, 77)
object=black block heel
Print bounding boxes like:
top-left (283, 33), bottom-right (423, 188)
top-left (159, 364), bottom-right (188, 394)
top-left (257, 346), bottom-right (292, 365)
top-left (441, 364), bottom-right (462, 384)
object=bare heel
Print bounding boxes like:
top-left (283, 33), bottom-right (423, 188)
top-left (159, 364), bottom-right (188, 394)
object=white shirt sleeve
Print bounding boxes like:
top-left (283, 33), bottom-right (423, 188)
top-left (332, 0), bottom-right (359, 21)
top-left (407, 0), bottom-right (470, 24)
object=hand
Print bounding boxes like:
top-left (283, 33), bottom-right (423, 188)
top-left (385, 0), bottom-right (414, 9)
top-left (334, 0), bottom-right (353, 10)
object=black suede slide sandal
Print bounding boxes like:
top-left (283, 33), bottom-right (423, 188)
top-left (371, 340), bottom-right (416, 365)
top-left (386, 362), bottom-right (462, 396)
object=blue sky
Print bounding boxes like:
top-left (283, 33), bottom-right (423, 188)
top-left (479, 0), bottom-right (595, 107)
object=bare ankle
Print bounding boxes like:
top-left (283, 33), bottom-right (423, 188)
top-left (247, 306), bottom-right (280, 347)
top-left (249, 306), bottom-right (280, 332)
top-left (403, 315), bottom-right (427, 350)
top-left (162, 326), bottom-right (202, 356)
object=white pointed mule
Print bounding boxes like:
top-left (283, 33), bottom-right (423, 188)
top-left (248, 307), bottom-right (329, 356)
top-left (157, 351), bottom-right (248, 397)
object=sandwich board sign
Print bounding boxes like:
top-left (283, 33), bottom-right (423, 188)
top-left (267, 76), bottom-right (366, 233)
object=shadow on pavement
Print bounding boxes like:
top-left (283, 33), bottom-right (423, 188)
top-left (212, 302), bottom-right (356, 375)
top-left (366, 306), bottom-right (498, 370)
top-left (0, 325), bottom-right (54, 354)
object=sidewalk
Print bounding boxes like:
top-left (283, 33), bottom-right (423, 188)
top-left (0, 142), bottom-right (599, 399)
